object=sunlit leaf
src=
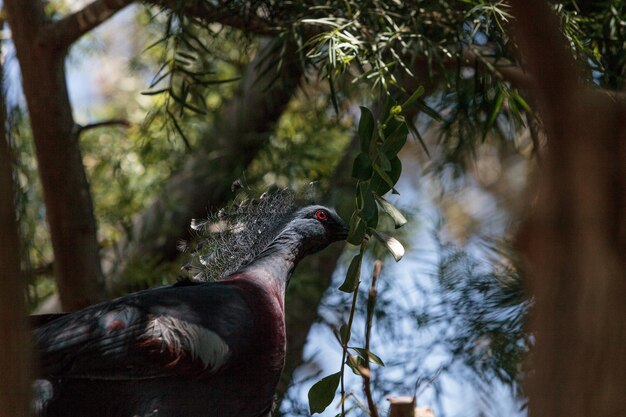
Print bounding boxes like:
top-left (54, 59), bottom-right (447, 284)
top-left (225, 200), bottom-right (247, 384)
top-left (374, 194), bottom-right (407, 228)
top-left (350, 347), bottom-right (385, 366)
top-left (372, 230), bottom-right (405, 261)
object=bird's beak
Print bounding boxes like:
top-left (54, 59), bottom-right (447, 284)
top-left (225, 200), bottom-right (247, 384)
top-left (338, 218), bottom-right (349, 240)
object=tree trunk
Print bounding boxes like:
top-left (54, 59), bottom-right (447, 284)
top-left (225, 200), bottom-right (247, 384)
top-left (510, 1), bottom-right (626, 415)
top-left (5, 0), bottom-right (104, 311)
top-left (103, 38), bottom-right (304, 293)
top-left (0, 35), bottom-right (30, 416)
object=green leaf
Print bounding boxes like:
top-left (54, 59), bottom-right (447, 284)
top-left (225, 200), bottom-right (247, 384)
top-left (358, 182), bottom-right (377, 222)
top-left (371, 230), bottom-right (405, 262)
top-left (374, 194), bottom-right (407, 228)
top-left (370, 156), bottom-right (402, 195)
top-left (339, 254), bottom-right (361, 292)
top-left (485, 89), bottom-right (504, 137)
top-left (382, 123), bottom-right (409, 158)
top-left (511, 90), bottom-right (532, 113)
top-left (407, 119), bottom-right (431, 158)
top-left (351, 153), bottom-right (373, 180)
top-left (382, 115), bottom-right (401, 138)
top-left (358, 106), bottom-right (375, 153)
top-left (415, 100), bottom-right (442, 122)
top-left (308, 372), bottom-right (341, 414)
top-left (350, 347), bottom-right (385, 366)
top-left (377, 150), bottom-right (391, 172)
top-left (373, 165), bottom-right (395, 189)
top-left (401, 85), bottom-right (425, 109)
top-left (140, 88), bottom-right (169, 96)
top-left (346, 354), bottom-right (365, 375)
top-left (347, 213), bottom-right (367, 245)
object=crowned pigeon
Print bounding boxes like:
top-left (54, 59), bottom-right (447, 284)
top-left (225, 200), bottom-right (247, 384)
top-left (31, 202), bottom-right (348, 417)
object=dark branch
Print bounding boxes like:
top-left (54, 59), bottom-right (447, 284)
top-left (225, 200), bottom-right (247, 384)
top-left (40, 0), bottom-right (134, 51)
top-left (150, 0), bottom-right (279, 35)
top-left (459, 49), bottom-right (532, 90)
top-left (76, 119), bottom-right (131, 135)
top-left (41, 0), bottom-right (278, 51)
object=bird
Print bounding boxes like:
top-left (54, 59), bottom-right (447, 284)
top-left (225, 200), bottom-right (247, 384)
top-left (31, 196), bottom-right (348, 417)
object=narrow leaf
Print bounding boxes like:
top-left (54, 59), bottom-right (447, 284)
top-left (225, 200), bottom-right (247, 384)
top-left (415, 100), bottom-right (442, 121)
top-left (485, 89), bottom-right (504, 136)
top-left (141, 88), bottom-right (169, 96)
top-left (371, 230), bottom-right (405, 262)
top-left (308, 372), bottom-right (341, 415)
top-left (407, 119), bottom-right (431, 158)
top-left (339, 254), bottom-right (362, 293)
top-left (401, 85), bottom-right (425, 109)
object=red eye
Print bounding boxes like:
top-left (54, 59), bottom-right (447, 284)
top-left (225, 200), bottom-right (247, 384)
top-left (315, 210), bottom-right (328, 221)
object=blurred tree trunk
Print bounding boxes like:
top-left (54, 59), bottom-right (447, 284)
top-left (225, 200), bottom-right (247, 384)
top-left (511, 1), bottom-right (626, 416)
top-left (103, 38), bottom-right (304, 293)
top-left (0, 31), bottom-right (30, 416)
top-left (5, 0), bottom-right (104, 311)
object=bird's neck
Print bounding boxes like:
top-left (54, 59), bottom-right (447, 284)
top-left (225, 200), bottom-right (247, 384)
top-left (240, 229), bottom-right (306, 294)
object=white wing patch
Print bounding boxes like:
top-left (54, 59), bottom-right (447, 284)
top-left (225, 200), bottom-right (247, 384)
top-left (144, 316), bottom-right (231, 371)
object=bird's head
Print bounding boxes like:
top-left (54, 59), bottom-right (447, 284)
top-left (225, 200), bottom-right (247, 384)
top-left (282, 205), bottom-right (349, 255)
top-left (182, 189), bottom-right (347, 281)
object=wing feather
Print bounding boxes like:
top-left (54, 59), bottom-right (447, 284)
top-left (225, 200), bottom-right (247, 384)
top-left (32, 282), bottom-right (253, 380)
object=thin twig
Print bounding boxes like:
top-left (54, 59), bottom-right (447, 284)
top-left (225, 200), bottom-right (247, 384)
top-left (362, 260), bottom-right (382, 417)
top-left (76, 119), bottom-right (131, 135)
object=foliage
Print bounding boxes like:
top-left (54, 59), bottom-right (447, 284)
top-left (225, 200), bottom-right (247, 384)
top-left (9, 0), bottom-right (625, 414)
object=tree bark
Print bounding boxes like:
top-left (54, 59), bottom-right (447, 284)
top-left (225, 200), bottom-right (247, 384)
top-left (510, 1), bottom-right (626, 416)
top-left (0, 35), bottom-right (30, 416)
top-left (7, 0), bottom-right (283, 311)
top-left (5, 0), bottom-right (105, 311)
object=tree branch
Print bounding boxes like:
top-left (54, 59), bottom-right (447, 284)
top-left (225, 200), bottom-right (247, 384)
top-left (41, 0), bottom-right (278, 51)
top-left (40, 0), bottom-right (134, 51)
top-left (459, 49), bottom-right (532, 90)
top-left (76, 119), bottom-right (131, 135)
top-left (150, 0), bottom-right (278, 35)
